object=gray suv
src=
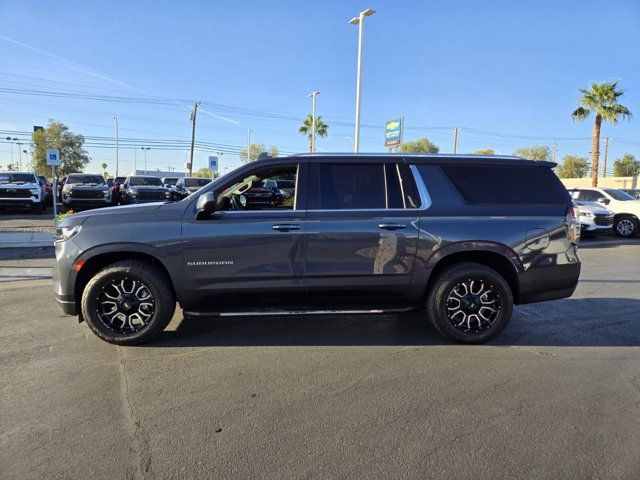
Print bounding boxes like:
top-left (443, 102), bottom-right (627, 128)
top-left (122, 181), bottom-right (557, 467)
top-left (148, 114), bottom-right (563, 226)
top-left (53, 154), bottom-right (581, 345)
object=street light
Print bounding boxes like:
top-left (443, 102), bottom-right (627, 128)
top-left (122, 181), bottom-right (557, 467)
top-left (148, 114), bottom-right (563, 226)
top-left (309, 91), bottom-right (320, 153)
top-left (5, 137), bottom-right (18, 169)
top-left (140, 147), bottom-right (150, 174)
top-left (113, 117), bottom-right (119, 177)
top-left (348, 8), bottom-right (376, 153)
top-left (339, 136), bottom-right (355, 150)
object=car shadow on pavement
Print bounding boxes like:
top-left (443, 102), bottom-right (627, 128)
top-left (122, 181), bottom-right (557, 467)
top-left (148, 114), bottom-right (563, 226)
top-left (149, 297), bottom-right (640, 348)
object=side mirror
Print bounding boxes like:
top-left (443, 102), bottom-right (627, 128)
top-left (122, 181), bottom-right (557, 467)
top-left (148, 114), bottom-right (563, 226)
top-left (597, 197), bottom-right (610, 205)
top-left (196, 192), bottom-right (216, 217)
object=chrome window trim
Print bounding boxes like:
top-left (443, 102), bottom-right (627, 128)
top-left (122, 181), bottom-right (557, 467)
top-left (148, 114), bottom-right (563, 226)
top-left (410, 164), bottom-right (431, 210)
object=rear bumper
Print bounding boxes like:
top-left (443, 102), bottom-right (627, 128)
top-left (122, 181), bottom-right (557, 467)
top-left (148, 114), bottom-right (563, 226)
top-left (55, 293), bottom-right (77, 315)
top-left (517, 246), bottom-right (581, 304)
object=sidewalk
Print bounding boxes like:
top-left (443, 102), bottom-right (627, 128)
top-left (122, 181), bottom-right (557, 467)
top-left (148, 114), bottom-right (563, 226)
top-left (0, 231), bottom-right (54, 248)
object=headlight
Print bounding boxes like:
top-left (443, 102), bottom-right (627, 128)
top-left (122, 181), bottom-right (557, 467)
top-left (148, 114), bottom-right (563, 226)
top-left (580, 211), bottom-right (594, 218)
top-left (103, 190), bottom-right (110, 197)
top-left (30, 188), bottom-right (39, 195)
top-left (165, 191), bottom-right (171, 198)
top-left (54, 225), bottom-right (81, 242)
top-left (130, 191), bottom-right (137, 196)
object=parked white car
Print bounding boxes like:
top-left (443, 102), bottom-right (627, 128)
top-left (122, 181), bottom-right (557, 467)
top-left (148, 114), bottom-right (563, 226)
top-left (572, 200), bottom-right (614, 235)
top-left (568, 188), bottom-right (640, 238)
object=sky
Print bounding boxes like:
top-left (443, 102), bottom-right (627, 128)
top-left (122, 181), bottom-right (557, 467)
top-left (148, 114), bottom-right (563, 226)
top-left (0, 0), bottom-right (638, 176)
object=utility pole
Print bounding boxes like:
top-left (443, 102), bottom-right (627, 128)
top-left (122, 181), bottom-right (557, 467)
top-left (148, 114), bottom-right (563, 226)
top-left (602, 137), bottom-right (611, 177)
top-left (309, 91), bottom-right (320, 153)
top-left (452, 128), bottom-right (460, 154)
top-left (349, 8), bottom-right (376, 153)
top-left (552, 141), bottom-right (558, 162)
top-left (113, 117), bottom-right (119, 177)
top-left (188, 101), bottom-right (201, 176)
top-left (247, 128), bottom-right (251, 162)
top-left (16, 142), bottom-right (22, 170)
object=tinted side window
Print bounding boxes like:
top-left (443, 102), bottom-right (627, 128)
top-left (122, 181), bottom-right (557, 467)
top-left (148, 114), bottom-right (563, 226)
top-left (385, 164), bottom-right (404, 208)
top-left (309, 164), bottom-right (386, 210)
top-left (579, 190), bottom-right (603, 202)
top-left (442, 165), bottom-right (570, 205)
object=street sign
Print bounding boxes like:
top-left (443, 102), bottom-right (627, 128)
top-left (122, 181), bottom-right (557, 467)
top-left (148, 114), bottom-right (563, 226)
top-left (384, 118), bottom-right (403, 147)
top-left (208, 156), bottom-right (218, 172)
top-left (46, 149), bottom-right (61, 166)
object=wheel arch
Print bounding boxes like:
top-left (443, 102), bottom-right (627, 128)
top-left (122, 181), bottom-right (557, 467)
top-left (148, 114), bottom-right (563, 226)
top-left (424, 245), bottom-right (522, 303)
top-left (73, 244), bottom-right (177, 318)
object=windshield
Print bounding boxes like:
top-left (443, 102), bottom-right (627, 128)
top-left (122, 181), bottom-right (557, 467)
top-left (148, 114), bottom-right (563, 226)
top-left (163, 177), bottom-right (178, 184)
top-left (185, 178), bottom-right (210, 187)
top-left (276, 180), bottom-right (295, 189)
top-left (129, 177), bottom-right (163, 186)
top-left (603, 188), bottom-right (635, 201)
top-left (0, 173), bottom-right (36, 184)
top-left (67, 175), bottom-right (105, 185)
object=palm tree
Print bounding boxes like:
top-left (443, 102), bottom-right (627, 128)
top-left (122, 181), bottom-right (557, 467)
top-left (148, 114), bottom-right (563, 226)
top-left (100, 163), bottom-right (108, 175)
top-left (572, 82), bottom-right (631, 186)
top-left (299, 114), bottom-right (328, 152)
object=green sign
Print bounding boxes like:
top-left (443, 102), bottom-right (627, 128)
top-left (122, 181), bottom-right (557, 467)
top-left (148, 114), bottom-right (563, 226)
top-left (384, 118), bottom-right (403, 147)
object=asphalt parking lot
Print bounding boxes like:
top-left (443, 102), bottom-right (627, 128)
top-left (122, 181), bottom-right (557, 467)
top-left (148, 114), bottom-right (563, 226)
top-left (1, 236), bottom-right (640, 479)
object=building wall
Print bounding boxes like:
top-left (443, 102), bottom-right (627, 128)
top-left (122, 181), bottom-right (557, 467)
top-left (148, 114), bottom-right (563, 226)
top-left (559, 176), bottom-right (638, 189)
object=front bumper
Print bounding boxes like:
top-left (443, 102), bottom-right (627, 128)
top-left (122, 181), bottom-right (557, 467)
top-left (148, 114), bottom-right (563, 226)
top-left (0, 197), bottom-right (41, 206)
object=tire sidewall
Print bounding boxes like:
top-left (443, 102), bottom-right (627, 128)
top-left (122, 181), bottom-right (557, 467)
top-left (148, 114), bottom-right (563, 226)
top-left (614, 217), bottom-right (638, 238)
top-left (428, 264), bottom-right (513, 344)
top-left (81, 263), bottom-right (174, 345)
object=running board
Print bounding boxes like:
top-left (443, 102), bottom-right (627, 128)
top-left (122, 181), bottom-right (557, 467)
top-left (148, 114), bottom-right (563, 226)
top-left (184, 306), bottom-right (416, 318)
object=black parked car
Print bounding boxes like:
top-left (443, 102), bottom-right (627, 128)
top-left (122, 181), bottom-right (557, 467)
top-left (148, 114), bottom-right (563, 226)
top-left (60, 173), bottom-right (111, 210)
top-left (38, 175), bottom-right (54, 206)
top-left (122, 175), bottom-right (171, 204)
top-left (170, 177), bottom-right (211, 201)
top-left (109, 176), bottom-right (126, 205)
top-left (53, 154), bottom-right (581, 346)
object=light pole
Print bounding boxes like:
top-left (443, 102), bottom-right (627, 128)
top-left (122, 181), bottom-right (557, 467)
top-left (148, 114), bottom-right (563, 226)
top-left (5, 137), bottom-right (18, 168)
top-left (339, 136), bottom-right (355, 150)
top-left (247, 128), bottom-right (252, 162)
top-left (140, 147), bottom-right (150, 174)
top-left (309, 91), bottom-right (320, 152)
top-left (349, 8), bottom-right (375, 153)
top-left (113, 117), bottom-right (119, 177)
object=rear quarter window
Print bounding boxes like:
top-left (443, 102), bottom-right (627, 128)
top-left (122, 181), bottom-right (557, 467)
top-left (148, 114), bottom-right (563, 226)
top-left (441, 165), bottom-right (570, 205)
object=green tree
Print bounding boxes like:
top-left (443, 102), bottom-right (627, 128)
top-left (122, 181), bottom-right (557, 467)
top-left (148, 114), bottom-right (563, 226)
top-left (613, 154), bottom-right (640, 177)
top-left (398, 137), bottom-right (439, 154)
top-left (239, 143), bottom-right (279, 162)
top-left (572, 82), bottom-right (632, 186)
top-left (555, 155), bottom-right (590, 178)
top-left (299, 114), bottom-right (329, 152)
top-left (31, 119), bottom-right (90, 176)
top-left (100, 162), bottom-right (108, 174)
top-left (473, 149), bottom-right (495, 155)
top-left (193, 166), bottom-right (220, 179)
top-left (513, 145), bottom-right (551, 161)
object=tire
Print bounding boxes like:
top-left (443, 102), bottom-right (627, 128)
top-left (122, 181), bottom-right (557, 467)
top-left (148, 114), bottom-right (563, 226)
top-left (81, 260), bottom-right (176, 345)
top-left (426, 262), bottom-right (513, 344)
top-left (614, 216), bottom-right (638, 238)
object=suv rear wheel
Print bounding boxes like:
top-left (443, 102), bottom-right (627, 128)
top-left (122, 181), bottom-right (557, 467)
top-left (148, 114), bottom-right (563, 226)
top-left (614, 216), bottom-right (638, 238)
top-left (80, 260), bottom-right (176, 345)
top-left (426, 262), bottom-right (513, 344)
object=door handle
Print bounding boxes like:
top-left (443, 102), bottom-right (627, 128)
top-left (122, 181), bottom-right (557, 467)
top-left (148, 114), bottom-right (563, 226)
top-left (378, 223), bottom-right (407, 230)
top-left (272, 224), bottom-right (301, 231)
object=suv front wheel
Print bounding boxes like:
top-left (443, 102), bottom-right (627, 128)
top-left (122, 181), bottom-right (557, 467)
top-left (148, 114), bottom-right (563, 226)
top-left (426, 262), bottom-right (513, 344)
top-left (81, 260), bottom-right (176, 345)
top-left (614, 216), bottom-right (638, 238)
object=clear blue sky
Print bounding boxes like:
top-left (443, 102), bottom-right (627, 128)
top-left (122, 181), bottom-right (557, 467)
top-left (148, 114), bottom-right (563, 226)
top-left (0, 0), bottom-right (638, 175)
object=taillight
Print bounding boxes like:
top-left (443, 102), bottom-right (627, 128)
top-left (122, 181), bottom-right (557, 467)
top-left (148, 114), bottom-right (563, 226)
top-left (566, 205), bottom-right (580, 244)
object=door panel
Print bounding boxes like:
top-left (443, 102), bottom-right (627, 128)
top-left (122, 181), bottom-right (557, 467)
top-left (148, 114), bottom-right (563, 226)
top-left (180, 161), bottom-right (307, 309)
top-left (305, 210), bottom-right (419, 302)
top-left (304, 161), bottom-right (419, 304)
